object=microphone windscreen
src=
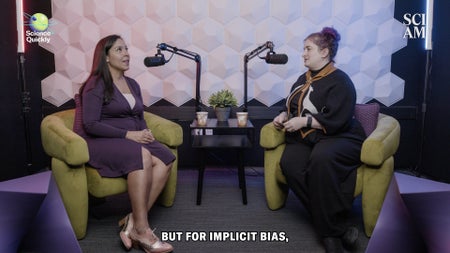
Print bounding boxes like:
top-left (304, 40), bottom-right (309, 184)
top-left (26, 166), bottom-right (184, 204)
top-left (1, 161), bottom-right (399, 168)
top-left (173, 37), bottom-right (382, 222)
top-left (265, 54), bottom-right (288, 64)
top-left (144, 56), bottom-right (166, 67)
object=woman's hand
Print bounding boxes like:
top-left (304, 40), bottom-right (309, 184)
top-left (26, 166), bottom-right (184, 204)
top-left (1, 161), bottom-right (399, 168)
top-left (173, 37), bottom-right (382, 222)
top-left (273, 112), bottom-right (288, 130)
top-left (125, 129), bottom-right (155, 143)
top-left (283, 117), bottom-right (305, 132)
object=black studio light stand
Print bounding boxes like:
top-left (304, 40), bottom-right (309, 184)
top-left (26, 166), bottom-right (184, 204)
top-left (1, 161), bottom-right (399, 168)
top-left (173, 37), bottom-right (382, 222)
top-left (411, 0), bottom-right (434, 177)
top-left (16, 0), bottom-right (33, 172)
top-left (17, 52), bottom-right (33, 172)
top-left (243, 41), bottom-right (288, 112)
top-left (145, 43), bottom-right (203, 112)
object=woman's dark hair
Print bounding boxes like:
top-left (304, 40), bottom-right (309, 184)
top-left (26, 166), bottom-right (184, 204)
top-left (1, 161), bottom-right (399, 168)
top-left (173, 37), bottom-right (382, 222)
top-left (305, 27), bottom-right (341, 61)
top-left (79, 34), bottom-right (122, 103)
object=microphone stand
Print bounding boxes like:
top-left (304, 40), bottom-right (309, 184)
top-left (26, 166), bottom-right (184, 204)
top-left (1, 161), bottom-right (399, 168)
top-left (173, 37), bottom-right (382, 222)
top-left (157, 43), bottom-right (203, 112)
top-left (243, 41), bottom-right (274, 112)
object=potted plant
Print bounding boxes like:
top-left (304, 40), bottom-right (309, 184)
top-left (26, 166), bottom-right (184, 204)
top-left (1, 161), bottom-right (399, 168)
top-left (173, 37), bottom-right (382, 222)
top-left (208, 89), bottom-right (238, 121)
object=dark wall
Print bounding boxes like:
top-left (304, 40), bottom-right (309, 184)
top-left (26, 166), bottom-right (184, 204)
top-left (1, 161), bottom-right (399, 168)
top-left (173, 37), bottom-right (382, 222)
top-left (0, 1), bottom-right (52, 181)
top-left (0, 1), bottom-right (28, 180)
top-left (392, 0), bottom-right (426, 172)
top-left (2, 1), bottom-right (449, 183)
top-left (421, 0), bottom-right (450, 182)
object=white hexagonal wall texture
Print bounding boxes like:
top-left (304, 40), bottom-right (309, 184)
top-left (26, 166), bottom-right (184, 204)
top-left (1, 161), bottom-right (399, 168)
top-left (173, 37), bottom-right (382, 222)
top-left (270, 0), bottom-right (302, 25)
top-left (146, 0), bottom-right (176, 24)
top-left (135, 72), bottom-right (164, 106)
top-left (41, 72), bottom-right (76, 107)
top-left (41, 0), bottom-right (406, 107)
top-left (333, 0), bottom-right (363, 25)
top-left (83, 0), bottom-right (114, 25)
top-left (209, 0), bottom-right (239, 25)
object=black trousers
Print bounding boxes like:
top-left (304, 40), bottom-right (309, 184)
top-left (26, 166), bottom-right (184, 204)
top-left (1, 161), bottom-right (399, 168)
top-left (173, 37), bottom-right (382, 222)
top-left (280, 131), bottom-right (363, 238)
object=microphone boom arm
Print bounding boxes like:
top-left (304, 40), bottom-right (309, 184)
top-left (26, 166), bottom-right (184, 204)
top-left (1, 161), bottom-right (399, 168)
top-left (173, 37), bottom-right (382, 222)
top-left (243, 41), bottom-right (274, 111)
top-left (157, 43), bottom-right (203, 111)
top-left (244, 41), bottom-right (273, 63)
top-left (157, 43), bottom-right (201, 62)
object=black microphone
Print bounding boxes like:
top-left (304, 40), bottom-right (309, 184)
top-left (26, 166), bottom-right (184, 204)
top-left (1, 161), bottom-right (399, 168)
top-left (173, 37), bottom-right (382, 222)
top-left (264, 52), bottom-right (288, 64)
top-left (144, 50), bottom-right (167, 67)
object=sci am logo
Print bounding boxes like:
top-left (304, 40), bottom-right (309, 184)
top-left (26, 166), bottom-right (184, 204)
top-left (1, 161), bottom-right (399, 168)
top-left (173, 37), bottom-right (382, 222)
top-left (403, 13), bottom-right (427, 39)
top-left (23, 12), bottom-right (54, 44)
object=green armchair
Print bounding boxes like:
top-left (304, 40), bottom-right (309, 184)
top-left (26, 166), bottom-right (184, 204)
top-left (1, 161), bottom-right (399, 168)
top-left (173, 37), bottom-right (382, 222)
top-left (40, 109), bottom-right (183, 239)
top-left (259, 113), bottom-right (400, 237)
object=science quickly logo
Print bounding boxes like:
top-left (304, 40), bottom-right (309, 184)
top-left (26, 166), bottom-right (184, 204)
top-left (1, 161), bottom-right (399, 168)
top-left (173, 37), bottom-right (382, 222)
top-left (23, 12), bottom-right (54, 44)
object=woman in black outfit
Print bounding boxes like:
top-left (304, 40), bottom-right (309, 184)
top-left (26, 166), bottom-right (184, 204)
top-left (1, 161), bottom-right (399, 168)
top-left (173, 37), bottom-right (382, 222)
top-left (272, 27), bottom-right (366, 253)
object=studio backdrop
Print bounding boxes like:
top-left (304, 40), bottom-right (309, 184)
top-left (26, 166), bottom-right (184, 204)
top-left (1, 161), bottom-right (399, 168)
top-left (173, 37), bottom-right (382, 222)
top-left (36, 0), bottom-right (407, 109)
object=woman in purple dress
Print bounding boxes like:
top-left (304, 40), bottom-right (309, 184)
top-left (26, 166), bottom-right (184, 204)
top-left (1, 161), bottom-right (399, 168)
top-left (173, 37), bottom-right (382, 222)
top-left (77, 35), bottom-right (174, 253)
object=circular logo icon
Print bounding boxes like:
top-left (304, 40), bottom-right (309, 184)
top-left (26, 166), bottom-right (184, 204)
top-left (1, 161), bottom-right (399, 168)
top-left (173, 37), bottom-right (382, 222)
top-left (30, 13), bottom-right (49, 32)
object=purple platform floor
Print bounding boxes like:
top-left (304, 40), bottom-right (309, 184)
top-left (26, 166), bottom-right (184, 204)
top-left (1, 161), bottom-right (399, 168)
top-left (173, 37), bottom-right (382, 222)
top-left (366, 172), bottom-right (450, 253)
top-left (0, 171), bottom-right (81, 252)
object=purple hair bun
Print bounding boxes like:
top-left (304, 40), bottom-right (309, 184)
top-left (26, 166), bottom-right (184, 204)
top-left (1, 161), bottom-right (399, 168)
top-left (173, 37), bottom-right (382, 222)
top-left (321, 27), bottom-right (341, 42)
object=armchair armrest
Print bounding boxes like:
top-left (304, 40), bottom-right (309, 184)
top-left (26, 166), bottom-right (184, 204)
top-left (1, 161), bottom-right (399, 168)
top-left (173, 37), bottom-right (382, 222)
top-left (144, 112), bottom-right (183, 147)
top-left (41, 114), bottom-right (89, 166)
top-left (360, 114), bottom-right (400, 166)
top-left (260, 122), bottom-right (286, 149)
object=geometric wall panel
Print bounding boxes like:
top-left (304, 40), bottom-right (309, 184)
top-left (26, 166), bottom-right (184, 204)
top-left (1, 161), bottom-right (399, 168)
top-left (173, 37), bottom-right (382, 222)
top-left (352, 73), bottom-right (376, 104)
top-left (363, 0), bottom-right (395, 26)
top-left (193, 20), bottom-right (224, 52)
top-left (302, 0), bottom-right (333, 25)
top-left (146, 0), bottom-right (176, 24)
top-left (40, 0), bottom-right (407, 107)
top-left (254, 72), bottom-right (286, 106)
top-left (209, 45), bottom-right (240, 80)
top-left (209, 0), bottom-right (239, 25)
top-left (41, 72), bottom-right (76, 107)
top-left (360, 46), bottom-right (391, 79)
top-left (178, 0), bottom-right (208, 24)
top-left (333, 0), bottom-right (363, 25)
top-left (240, 0), bottom-right (270, 25)
top-left (83, 0), bottom-right (114, 24)
top-left (374, 73), bottom-right (405, 106)
top-left (163, 72), bottom-right (194, 107)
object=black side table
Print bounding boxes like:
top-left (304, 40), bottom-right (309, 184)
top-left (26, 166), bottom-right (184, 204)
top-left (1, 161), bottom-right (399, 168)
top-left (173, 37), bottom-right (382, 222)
top-left (190, 118), bottom-right (254, 205)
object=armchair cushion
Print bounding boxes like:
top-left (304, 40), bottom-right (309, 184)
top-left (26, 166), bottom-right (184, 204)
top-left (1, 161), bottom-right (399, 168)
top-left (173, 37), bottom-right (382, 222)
top-left (143, 113), bottom-right (183, 147)
top-left (73, 94), bottom-right (87, 138)
top-left (260, 122), bottom-right (286, 149)
top-left (360, 114), bottom-right (401, 166)
top-left (41, 110), bottom-right (89, 166)
top-left (354, 103), bottom-right (380, 136)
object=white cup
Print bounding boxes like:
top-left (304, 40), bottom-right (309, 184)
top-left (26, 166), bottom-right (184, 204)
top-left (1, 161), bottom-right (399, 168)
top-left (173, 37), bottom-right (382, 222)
top-left (196, 111), bottom-right (208, 126)
top-left (236, 112), bottom-right (248, 127)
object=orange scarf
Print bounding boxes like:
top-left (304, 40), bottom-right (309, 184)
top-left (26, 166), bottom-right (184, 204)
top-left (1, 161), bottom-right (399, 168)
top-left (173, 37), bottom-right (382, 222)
top-left (286, 62), bottom-right (336, 137)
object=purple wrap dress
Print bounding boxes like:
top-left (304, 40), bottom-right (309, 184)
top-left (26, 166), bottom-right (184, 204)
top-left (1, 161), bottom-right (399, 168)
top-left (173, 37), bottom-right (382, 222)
top-left (78, 76), bottom-right (175, 178)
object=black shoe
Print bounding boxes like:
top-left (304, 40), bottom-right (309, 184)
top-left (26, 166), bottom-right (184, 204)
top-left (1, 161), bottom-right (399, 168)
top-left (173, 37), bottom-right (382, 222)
top-left (341, 226), bottom-right (358, 249)
top-left (323, 237), bottom-right (345, 253)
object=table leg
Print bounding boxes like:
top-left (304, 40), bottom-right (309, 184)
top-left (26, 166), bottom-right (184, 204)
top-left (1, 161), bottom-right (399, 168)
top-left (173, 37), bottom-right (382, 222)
top-left (196, 150), bottom-right (205, 205)
top-left (237, 150), bottom-right (247, 205)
